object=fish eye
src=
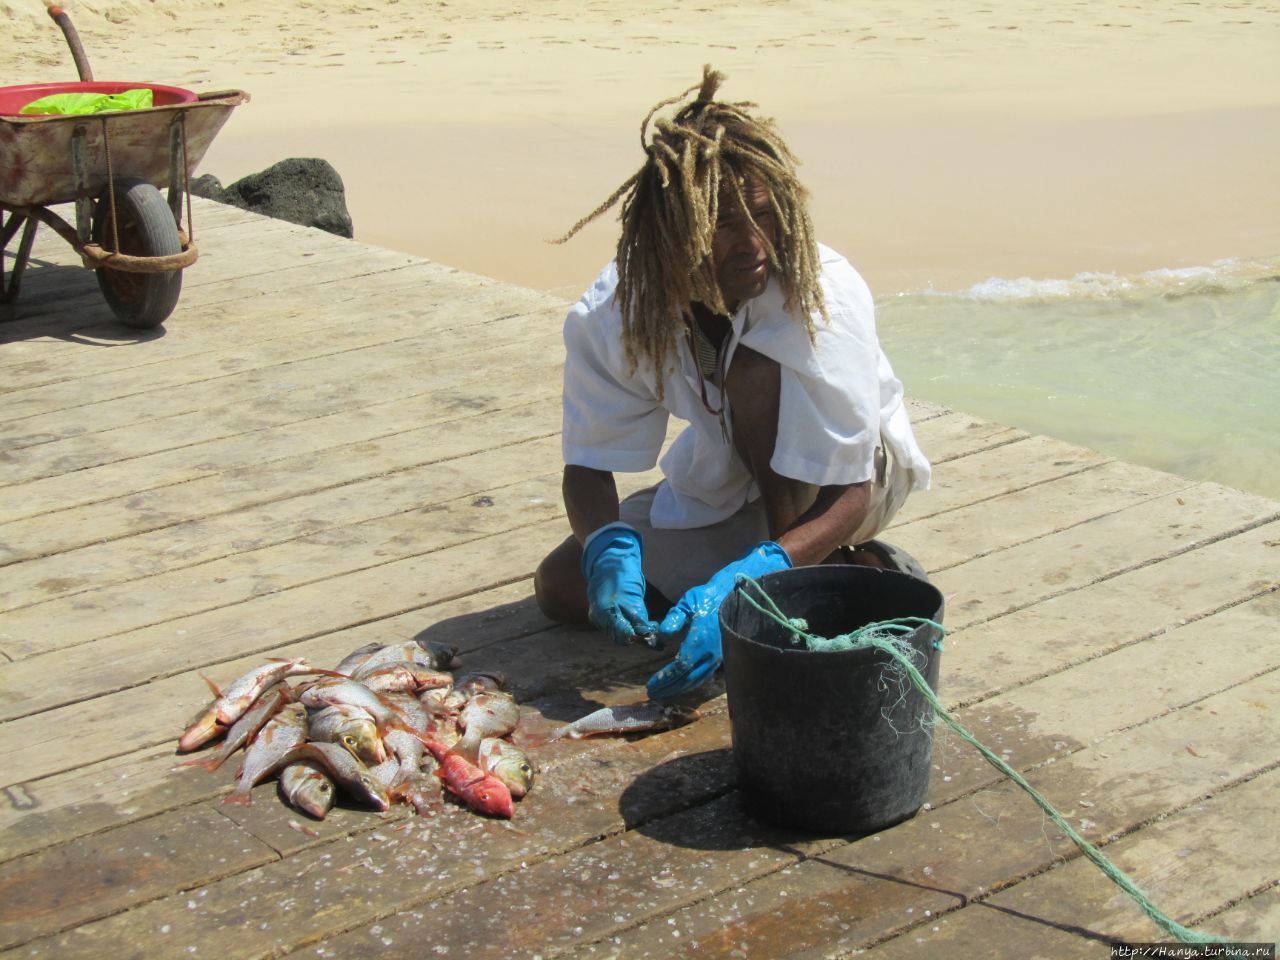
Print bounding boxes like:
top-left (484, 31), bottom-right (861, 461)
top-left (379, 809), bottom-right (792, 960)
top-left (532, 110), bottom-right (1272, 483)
top-left (520, 764), bottom-right (532, 775)
top-left (319, 783), bottom-right (332, 794)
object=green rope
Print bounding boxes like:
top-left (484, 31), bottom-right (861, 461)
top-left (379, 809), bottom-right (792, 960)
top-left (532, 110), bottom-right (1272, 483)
top-left (732, 575), bottom-right (1226, 946)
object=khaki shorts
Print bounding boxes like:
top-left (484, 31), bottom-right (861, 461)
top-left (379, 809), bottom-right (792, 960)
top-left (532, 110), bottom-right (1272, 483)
top-left (621, 446), bottom-right (913, 601)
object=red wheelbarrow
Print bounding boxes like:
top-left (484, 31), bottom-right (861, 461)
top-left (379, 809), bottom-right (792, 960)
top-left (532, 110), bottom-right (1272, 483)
top-left (0, 5), bottom-right (248, 328)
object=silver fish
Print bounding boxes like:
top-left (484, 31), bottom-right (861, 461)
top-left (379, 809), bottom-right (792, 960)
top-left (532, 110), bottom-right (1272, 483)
top-left (548, 702), bottom-right (699, 741)
top-left (264, 742), bottom-right (391, 811)
top-left (278, 761), bottom-right (336, 819)
top-left (223, 703), bottom-right (309, 804)
top-left (381, 694), bottom-right (431, 790)
top-left (208, 657), bottom-right (323, 726)
top-left (179, 656), bottom-right (319, 751)
top-left (307, 703), bottom-right (386, 765)
top-left (350, 641), bottom-right (456, 679)
top-left (369, 757), bottom-right (402, 792)
top-left (333, 641), bottom-right (384, 676)
top-left (183, 683), bottom-right (291, 772)
top-left (356, 663), bottom-right (454, 695)
top-left (455, 692), bottom-right (521, 760)
top-left (299, 677), bottom-right (405, 729)
top-left (478, 738), bottom-right (535, 798)
top-left (421, 671), bottom-right (505, 722)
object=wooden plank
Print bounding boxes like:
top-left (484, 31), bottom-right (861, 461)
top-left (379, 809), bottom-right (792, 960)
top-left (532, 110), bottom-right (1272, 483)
top-left (0, 325), bottom-right (562, 496)
top-left (0, 472), bottom-right (570, 722)
top-left (0, 458), bottom-right (561, 665)
top-left (861, 768), bottom-right (1279, 956)
top-left (925, 481), bottom-right (1279, 631)
top-left (894, 433), bottom-right (1111, 524)
top-left (0, 386), bottom-right (567, 607)
top-left (910, 412), bottom-right (1025, 466)
top-left (0, 229), bottom-right (401, 335)
top-left (0, 387), bottom-right (561, 569)
top-left (896, 458), bottom-right (1194, 571)
top-left (0, 296), bottom-right (560, 444)
top-left (0, 256), bottom-right (469, 380)
top-left (1209, 885), bottom-right (1280, 948)
top-left (546, 671), bottom-right (1280, 960)
top-left (0, 804), bottom-right (278, 951)
top-left (0, 274), bottom-right (555, 415)
top-left (939, 520), bottom-right (1280, 707)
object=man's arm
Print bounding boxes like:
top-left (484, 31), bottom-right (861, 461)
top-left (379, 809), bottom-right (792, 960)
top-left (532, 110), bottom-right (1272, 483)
top-left (774, 480), bottom-right (871, 566)
top-left (563, 464), bottom-right (623, 543)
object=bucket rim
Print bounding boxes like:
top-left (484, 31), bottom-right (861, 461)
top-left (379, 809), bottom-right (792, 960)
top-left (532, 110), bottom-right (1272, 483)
top-left (719, 564), bottom-right (944, 660)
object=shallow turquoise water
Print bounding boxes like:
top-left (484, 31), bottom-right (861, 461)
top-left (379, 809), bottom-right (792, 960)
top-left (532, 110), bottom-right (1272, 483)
top-left (877, 259), bottom-right (1280, 501)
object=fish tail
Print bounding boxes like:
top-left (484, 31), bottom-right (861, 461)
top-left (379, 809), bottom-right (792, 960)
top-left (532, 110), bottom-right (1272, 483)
top-left (221, 788), bottom-right (253, 806)
top-left (421, 737), bottom-right (450, 763)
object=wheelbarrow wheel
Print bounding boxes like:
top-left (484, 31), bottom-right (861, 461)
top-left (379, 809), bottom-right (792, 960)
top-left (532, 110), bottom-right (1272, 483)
top-left (92, 177), bottom-right (183, 329)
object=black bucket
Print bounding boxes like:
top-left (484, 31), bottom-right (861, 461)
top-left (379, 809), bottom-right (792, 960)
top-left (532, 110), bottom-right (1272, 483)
top-left (719, 564), bottom-right (944, 834)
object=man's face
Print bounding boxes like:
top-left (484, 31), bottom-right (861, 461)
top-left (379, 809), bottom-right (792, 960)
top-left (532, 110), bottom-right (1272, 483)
top-left (711, 178), bottom-right (778, 313)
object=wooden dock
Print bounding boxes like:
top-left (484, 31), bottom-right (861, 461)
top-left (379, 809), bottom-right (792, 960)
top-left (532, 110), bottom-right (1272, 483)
top-left (1, 201), bottom-right (1276, 958)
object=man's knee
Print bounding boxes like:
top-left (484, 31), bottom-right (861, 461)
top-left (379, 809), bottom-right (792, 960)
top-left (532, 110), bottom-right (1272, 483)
top-left (534, 537), bottom-right (588, 625)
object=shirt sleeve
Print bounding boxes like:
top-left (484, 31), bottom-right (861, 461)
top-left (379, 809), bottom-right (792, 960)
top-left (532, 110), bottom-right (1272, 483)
top-left (738, 254), bottom-right (883, 487)
top-left (560, 285), bottom-right (670, 473)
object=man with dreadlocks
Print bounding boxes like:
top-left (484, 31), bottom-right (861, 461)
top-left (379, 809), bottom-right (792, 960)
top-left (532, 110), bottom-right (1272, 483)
top-left (534, 66), bottom-right (932, 700)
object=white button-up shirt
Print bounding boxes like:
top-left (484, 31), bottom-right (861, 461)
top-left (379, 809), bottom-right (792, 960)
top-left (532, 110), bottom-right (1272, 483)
top-left (561, 243), bottom-right (932, 529)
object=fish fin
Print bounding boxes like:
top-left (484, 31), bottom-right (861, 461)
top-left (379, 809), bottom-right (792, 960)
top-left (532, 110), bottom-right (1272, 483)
top-left (306, 667), bottom-right (350, 679)
top-left (181, 753), bottom-right (227, 772)
top-left (451, 734), bottom-right (481, 765)
top-left (199, 672), bottom-right (223, 698)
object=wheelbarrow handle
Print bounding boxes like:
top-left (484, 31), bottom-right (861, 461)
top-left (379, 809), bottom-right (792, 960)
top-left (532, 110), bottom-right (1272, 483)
top-left (46, 4), bottom-right (94, 82)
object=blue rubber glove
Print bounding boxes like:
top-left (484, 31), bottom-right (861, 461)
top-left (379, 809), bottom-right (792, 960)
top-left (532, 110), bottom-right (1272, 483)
top-left (582, 522), bottom-right (659, 646)
top-left (647, 541), bottom-right (792, 700)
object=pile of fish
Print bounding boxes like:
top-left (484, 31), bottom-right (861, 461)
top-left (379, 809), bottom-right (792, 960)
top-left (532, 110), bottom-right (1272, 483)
top-left (177, 640), bottom-right (531, 819)
top-left (177, 638), bottom-right (701, 821)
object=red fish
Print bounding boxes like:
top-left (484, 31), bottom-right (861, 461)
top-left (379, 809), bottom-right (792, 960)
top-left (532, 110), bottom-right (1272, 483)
top-left (423, 739), bottom-right (513, 819)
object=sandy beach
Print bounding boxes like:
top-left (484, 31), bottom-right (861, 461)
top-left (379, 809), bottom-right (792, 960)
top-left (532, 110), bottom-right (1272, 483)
top-left (4, 0), bottom-right (1279, 296)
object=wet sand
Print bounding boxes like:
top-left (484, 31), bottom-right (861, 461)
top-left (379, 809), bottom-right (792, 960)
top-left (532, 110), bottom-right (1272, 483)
top-left (4, 0), bottom-right (1278, 294)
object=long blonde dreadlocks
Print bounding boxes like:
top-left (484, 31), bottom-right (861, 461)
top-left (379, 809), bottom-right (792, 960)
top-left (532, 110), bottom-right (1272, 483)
top-left (555, 65), bottom-right (826, 385)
